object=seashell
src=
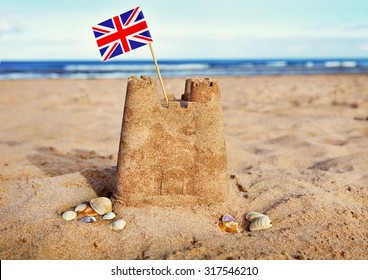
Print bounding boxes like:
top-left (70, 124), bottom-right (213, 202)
top-left (219, 214), bottom-right (240, 233)
top-left (222, 214), bottom-right (237, 222)
top-left (102, 212), bottom-right (116, 220)
top-left (61, 210), bottom-right (77, 221)
top-left (109, 219), bottom-right (126, 231)
top-left (246, 211), bottom-right (267, 223)
top-left (249, 216), bottom-right (272, 231)
top-left (74, 203), bottom-right (88, 213)
top-left (90, 197), bottom-right (112, 215)
top-left (79, 205), bottom-right (98, 216)
top-left (79, 216), bottom-right (96, 223)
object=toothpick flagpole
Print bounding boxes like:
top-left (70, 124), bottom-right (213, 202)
top-left (149, 43), bottom-right (169, 106)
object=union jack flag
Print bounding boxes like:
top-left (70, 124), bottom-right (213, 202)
top-left (92, 7), bottom-right (153, 61)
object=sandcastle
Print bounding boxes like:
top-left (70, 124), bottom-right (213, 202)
top-left (114, 76), bottom-right (229, 206)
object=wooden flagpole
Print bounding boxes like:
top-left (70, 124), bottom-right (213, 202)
top-left (149, 43), bottom-right (169, 106)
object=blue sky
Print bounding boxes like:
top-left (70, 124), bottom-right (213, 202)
top-left (1, 0), bottom-right (368, 60)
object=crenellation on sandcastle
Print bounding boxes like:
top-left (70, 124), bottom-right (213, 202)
top-left (114, 76), bottom-right (229, 206)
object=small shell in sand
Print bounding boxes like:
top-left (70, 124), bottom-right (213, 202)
top-left (249, 216), bottom-right (272, 231)
top-left (219, 214), bottom-right (240, 233)
top-left (102, 212), bottom-right (116, 220)
top-left (80, 216), bottom-right (96, 223)
top-left (79, 205), bottom-right (98, 216)
top-left (74, 203), bottom-right (88, 213)
top-left (109, 219), bottom-right (126, 231)
top-left (61, 211), bottom-right (77, 221)
top-left (90, 197), bottom-right (112, 215)
top-left (245, 211), bottom-right (267, 223)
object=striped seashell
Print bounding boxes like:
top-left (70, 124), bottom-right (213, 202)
top-left (75, 203), bottom-right (88, 213)
top-left (245, 211), bottom-right (267, 223)
top-left (249, 216), bottom-right (272, 231)
top-left (90, 197), bottom-right (112, 215)
top-left (61, 210), bottom-right (77, 221)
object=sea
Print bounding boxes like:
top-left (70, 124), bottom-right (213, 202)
top-left (1, 58), bottom-right (368, 80)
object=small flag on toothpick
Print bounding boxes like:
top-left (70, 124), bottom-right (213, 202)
top-left (92, 6), bottom-right (169, 105)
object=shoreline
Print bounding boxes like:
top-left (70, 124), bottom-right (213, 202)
top-left (2, 58), bottom-right (368, 80)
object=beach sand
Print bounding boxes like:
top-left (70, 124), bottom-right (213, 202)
top-left (0, 75), bottom-right (367, 260)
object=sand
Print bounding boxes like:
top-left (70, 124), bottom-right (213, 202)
top-left (0, 75), bottom-right (367, 260)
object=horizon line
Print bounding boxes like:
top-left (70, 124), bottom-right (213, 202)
top-left (1, 57), bottom-right (368, 63)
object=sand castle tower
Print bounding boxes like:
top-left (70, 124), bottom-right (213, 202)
top-left (114, 76), bottom-right (229, 206)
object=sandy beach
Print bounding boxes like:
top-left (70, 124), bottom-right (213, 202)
top-left (0, 74), bottom-right (367, 260)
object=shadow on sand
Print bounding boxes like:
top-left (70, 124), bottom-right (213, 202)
top-left (27, 146), bottom-right (117, 197)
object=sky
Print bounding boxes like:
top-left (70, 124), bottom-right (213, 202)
top-left (1, 0), bottom-right (368, 60)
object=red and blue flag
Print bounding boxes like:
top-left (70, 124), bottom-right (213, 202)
top-left (92, 7), bottom-right (153, 61)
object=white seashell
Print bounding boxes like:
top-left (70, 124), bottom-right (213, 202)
top-left (61, 210), bottom-right (77, 221)
top-left (109, 219), bottom-right (126, 231)
top-left (246, 211), bottom-right (267, 223)
top-left (80, 216), bottom-right (96, 223)
top-left (103, 212), bottom-right (116, 220)
top-left (90, 197), bottom-right (112, 215)
top-left (75, 203), bottom-right (88, 213)
top-left (249, 216), bottom-right (272, 231)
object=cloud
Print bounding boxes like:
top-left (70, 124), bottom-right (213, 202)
top-left (0, 13), bottom-right (28, 36)
top-left (359, 44), bottom-right (368, 51)
top-left (343, 22), bottom-right (368, 31)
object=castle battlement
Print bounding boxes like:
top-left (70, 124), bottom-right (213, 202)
top-left (114, 76), bottom-right (229, 206)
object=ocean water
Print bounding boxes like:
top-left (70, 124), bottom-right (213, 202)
top-left (1, 58), bottom-right (368, 80)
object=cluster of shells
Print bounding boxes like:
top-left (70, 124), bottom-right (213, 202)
top-left (61, 197), bottom-right (126, 231)
top-left (218, 211), bottom-right (272, 233)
